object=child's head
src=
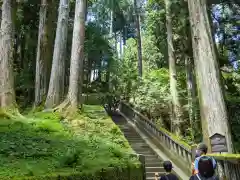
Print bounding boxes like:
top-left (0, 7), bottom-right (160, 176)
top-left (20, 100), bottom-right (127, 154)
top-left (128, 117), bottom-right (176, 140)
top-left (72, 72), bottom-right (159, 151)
top-left (196, 143), bottom-right (208, 156)
top-left (163, 160), bottom-right (173, 172)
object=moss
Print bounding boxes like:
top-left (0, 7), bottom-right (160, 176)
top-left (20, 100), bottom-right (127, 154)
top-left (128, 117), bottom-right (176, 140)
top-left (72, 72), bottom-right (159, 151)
top-left (208, 153), bottom-right (240, 161)
top-left (0, 106), bottom-right (22, 119)
top-left (83, 93), bottom-right (104, 105)
top-left (158, 126), bottom-right (191, 150)
top-left (0, 105), bottom-right (141, 179)
top-left (12, 166), bottom-right (143, 180)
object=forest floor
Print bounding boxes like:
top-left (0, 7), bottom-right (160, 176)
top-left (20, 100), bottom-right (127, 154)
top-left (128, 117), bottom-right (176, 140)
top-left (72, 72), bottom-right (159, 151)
top-left (0, 105), bottom-right (140, 179)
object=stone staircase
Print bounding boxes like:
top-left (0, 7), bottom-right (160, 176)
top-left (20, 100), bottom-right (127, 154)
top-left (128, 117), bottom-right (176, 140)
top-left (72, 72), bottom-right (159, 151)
top-left (112, 115), bottom-right (166, 180)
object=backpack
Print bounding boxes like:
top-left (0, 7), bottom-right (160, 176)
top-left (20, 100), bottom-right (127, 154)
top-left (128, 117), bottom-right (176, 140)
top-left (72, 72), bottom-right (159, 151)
top-left (198, 156), bottom-right (215, 178)
top-left (194, 174), bottom-right (218, 180)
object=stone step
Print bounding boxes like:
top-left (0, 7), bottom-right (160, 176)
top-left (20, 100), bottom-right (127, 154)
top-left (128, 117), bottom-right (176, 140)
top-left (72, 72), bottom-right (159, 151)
top-left (145, 156), bottom-right (160, 162)
top-left (128, 141), bottom-right (145, 143)
top-left (125, 138), bottom-right (143, 141)
top-left (124, 134), bottom-right (141, 136)
top-left (127, 138), bottom-right (145, 141)
top-left (124, 136), bottom-right (141, 139)
top-left (132, 146), bottom-right (155, 150)
top-left (131, 144), bottom-right (150, 148)
top-left (112, 116), bottom-right (168, 180)
top-left (145, 167), bottom-right (164, 173)
top-left (145, 161), bottom-right (163, 167)
top-left (132, 147), bottom-right (155, 151)
top-left (146, 177), bottom-right (155, 180)
top-left (134, 152), bottom-right (156, 156)
top-left (132, 149), bottom-right (155, 154)
top-left (123, 131), bottom-right (139, 134)
top-left (146, 172), bottom-right (165, 179)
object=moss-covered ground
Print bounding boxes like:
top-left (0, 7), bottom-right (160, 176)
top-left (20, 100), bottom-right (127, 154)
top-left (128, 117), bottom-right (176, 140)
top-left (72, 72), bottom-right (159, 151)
top-left (0, 105), bottom-right (140, 179)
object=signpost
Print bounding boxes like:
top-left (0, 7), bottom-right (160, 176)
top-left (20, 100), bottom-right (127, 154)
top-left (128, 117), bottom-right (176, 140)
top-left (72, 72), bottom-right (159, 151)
top-left (210, 133), bottom-right (228, 153)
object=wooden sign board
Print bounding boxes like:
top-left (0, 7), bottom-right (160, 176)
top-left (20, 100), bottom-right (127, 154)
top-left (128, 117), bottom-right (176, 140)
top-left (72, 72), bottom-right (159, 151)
top-left (210, 133), bottom-right (228, 153)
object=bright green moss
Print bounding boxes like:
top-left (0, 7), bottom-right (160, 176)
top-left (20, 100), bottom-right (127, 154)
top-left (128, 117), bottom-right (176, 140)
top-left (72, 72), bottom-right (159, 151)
top-left (0, 105), bottom-right (140, 179)
top-left (208, 153), bottom-right (240, 160)
top-left (158, 127), bottom-right (191, 150)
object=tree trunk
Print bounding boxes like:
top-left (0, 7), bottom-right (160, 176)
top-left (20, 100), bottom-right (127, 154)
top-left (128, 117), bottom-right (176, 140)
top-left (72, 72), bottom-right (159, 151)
top-left (87, 58), bottom-right (92, 84)
top-left (46, 0), bottom-right (57, 93)
top-left (134, 0), bottom-right (142, 77)
top-left (187, 0), bottom-right (233, 152)
top-left (114, 32), bottom-right (117, 51)
top-left (65, 0), bottom-right (86, 108)
top-left (119, 31), bottom-right (123, 58)
top-left (34, 0), bottom-right (48, 106)
top-left (110, 10), bottom-right (113, 37)
top-left (185, 55), bottom-right (197, 140)
top-left (0, 0), bottom-right (17, 110)
top-left (97, 58), bottom-right (102, 82)
top-left (45, 0), bottom-right (69, 109)
top-left (165, 0), bottom-right (183, 136)
top-left (184, 18), bottom-right (198, 141)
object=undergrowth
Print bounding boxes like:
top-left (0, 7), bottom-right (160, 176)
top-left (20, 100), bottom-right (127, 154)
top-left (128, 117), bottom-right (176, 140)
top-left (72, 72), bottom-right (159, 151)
top-left (0, 105), bottom-right (140, 179)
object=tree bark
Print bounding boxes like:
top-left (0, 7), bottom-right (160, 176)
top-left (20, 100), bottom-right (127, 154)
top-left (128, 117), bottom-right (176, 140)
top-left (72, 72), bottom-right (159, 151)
top-left (165, 0), bottom-right (183, 136)
top-left (65, 0), bottom-right (86, 108)
top-left (110, 10), bottom-right (113, 37)
top-left (0, 0), bottom-right (17, 110)
top-left (46, 0), bottom-right (57, 93)
top-left (45, 0), bottom-right (69, 108)
top-left (119, 31), bottom-right (123, 58)
top-left (185, 55), bottom-right (197, 140)
top-left (183, 17), bottom-right (198, 140)
top-left (134, 0), bottom-right (143, 77)
top-left (34, 0), bottom-right (48, 106)
top-left (187, 0), bottom-right (233, 152)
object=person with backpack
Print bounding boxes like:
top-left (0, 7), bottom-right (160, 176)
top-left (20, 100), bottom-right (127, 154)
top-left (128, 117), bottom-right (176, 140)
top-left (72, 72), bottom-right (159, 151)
top-left (192, 154), bottom-right (200, 175)
top-left (192, 143), bottom-right (216, 174)
top-left (189, 156), bottom-right (219, 180)
top-left (154, 160), bottom-right (179, 180)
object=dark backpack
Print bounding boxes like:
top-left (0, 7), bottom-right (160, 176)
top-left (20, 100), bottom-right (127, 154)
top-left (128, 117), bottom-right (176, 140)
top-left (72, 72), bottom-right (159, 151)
top-left (198, 156), bottom-right (215, 178)
top-left (193, 174), bottom-right (219, 180)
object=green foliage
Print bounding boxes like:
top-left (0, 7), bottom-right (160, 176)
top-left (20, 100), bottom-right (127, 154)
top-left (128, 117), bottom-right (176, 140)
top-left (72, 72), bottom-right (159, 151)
top-left (112, 38), bottom-right (139, 98)
top-left (226, 100), bottom-right (240, 152)
top-left (131, 69), bottom-right (171, 117)
top-left (0, 105), bottom-right (140, 178)
top-left (142, 33), bottom-right (164, 71)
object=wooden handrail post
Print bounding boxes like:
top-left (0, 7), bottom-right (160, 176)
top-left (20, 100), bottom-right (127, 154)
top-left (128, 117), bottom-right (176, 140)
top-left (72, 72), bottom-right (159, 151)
top-left (191, 145), bottom-right (197, 161)
top-left (138, 154), bottom-right (146, 180)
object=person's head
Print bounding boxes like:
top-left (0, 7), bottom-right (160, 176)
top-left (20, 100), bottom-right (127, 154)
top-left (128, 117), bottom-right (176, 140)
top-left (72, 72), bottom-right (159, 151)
top-left (163, 160), bottom-right (173, 173)
top-left (196, 143), bottom-right (208, 156)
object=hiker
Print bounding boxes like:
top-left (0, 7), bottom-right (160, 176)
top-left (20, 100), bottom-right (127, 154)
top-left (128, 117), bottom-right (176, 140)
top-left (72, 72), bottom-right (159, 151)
top-left (192, 143), bottom-right (216, 174)
top-left (154, 160), bottom-right (179, 180)
top-left (189, 156), bottom-right (219, 180)
top-left (192, 154), bottom-right (200, 175)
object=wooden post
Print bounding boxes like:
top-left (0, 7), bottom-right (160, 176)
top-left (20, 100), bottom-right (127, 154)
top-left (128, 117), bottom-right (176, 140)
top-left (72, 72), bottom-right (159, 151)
top-left (138, 154), bottom-right (146, 180)
top-left (191, 145), bottom-right (197, 161)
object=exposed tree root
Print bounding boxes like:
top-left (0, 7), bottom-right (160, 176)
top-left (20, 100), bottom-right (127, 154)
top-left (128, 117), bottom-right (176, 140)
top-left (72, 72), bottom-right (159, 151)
top-left (0, 106), bottom-right (23, 119)
top-left (53, 99), bottom-right (81, 119)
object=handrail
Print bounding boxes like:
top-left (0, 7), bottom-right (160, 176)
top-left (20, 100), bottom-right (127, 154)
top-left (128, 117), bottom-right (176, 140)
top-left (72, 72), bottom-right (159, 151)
top-left (119, 101), bottom-right (240, 180)
top-left (119, 101), bottom-right (194, 170)
top-left (124, 102), bottom-right (191, 152)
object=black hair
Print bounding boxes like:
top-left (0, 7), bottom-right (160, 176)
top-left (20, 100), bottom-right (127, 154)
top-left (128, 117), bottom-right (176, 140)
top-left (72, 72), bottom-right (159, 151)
top-left (198, 143), bottom-right (208, 154)
top-left (163, 161), bottom-right (172, 172)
